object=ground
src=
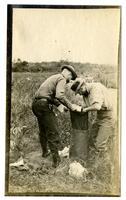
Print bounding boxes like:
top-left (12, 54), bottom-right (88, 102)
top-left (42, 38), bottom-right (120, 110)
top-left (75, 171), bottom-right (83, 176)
top-left (6, 72), bottom-right (120, 196)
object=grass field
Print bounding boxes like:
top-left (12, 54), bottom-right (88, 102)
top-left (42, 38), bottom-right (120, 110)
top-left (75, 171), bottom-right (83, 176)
top-left (7, 71), bottom-right (120, 196)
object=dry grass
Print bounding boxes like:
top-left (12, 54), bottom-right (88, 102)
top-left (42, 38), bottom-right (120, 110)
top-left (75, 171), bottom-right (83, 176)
top-left (7, 71), bottom-right (120, 196)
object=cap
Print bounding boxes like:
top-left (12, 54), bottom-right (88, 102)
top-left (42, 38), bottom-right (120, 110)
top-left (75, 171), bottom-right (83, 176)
top-left (71, 78), bottom-right (85, 94)
top-left (61, 65), bottom-right (77, 80)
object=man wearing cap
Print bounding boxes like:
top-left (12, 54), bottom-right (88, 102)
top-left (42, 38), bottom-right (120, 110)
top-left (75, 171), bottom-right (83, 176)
top-left (32, 65), bottom-right (81, 167)
top-left (71, 78), bottom-right (114, 152)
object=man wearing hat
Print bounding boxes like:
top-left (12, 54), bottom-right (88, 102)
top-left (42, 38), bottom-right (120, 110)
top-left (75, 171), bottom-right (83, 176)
top-left (71, 78), bottom-right (115, 152)
top-left (32, 65), bottom-right (81, 167)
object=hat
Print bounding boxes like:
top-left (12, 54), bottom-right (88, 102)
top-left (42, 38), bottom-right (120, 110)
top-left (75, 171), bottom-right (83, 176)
top-left (71, 78), bottom-right (85, 94)
top-left (61, 65), bottom-right (77, 80)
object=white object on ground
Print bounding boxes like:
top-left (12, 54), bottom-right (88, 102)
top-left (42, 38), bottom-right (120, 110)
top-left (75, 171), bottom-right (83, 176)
top-left (58, 146), bottom-right (69, 158)
top-left (10, 157), bottom-right (24, 167)
top-left (69, 161), bottom-right (88, 179)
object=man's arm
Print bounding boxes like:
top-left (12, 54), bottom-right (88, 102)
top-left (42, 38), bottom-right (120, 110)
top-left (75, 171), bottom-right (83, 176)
top-left (82, 102), bottom-right (101, 112)
top-left (55, 78), bottom-right (81, 111)
top-left (83, 84), bottom-right (103, 112)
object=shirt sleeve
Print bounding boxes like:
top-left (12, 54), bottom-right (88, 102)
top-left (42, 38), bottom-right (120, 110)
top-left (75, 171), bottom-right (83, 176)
top-left (55, 78), bottom-right (73, 110)
top-left (56, 78), bottom-right (66, 98)
top-left (89, 85), bottom-right (103, 108)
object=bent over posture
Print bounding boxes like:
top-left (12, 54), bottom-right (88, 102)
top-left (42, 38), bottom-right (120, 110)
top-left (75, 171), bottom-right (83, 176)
top-left (32, 65), bottom-right (81, 167)
top-left (71, 78), bottom-right (115, 151)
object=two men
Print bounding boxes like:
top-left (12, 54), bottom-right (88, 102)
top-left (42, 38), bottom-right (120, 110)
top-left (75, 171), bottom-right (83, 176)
top-left (32, 65), bottom-right (81, 167)
top-left (32, 64), bottom-right (114, 167)
top-left (71, 78), bottom-right (114, 151)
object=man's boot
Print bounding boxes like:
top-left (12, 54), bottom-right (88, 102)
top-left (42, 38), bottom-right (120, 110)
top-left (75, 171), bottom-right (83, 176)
top-left (52, 152), bottom-right (61, 168)
top-left (40, 138), bottom-right (50, 158)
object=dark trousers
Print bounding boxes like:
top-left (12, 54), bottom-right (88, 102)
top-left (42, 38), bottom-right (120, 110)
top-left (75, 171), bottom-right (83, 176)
top-left (32, 98), bottom-right (61, 163)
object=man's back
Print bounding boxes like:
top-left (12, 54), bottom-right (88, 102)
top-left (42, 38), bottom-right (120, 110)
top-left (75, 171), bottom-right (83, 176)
top-left (35, 73), bottom-right (65, 100)
top-left (85, 82), bottom-right (113, 110)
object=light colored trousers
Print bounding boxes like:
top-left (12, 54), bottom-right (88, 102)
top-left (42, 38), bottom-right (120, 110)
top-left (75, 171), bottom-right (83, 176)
top-left (90, 110), bottom-right (114, 150)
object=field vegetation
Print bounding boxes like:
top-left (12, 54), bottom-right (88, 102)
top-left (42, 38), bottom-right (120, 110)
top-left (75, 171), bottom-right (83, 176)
top-left (7, 60), bottom-right (119, 195)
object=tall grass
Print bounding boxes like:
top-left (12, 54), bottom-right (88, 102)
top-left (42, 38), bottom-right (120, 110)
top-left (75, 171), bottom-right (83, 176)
top-left (9, 70), bottom-right (119, 195)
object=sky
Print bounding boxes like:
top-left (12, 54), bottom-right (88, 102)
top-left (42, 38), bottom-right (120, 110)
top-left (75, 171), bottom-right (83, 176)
top-left (12, 8), bottom-right (120, 65)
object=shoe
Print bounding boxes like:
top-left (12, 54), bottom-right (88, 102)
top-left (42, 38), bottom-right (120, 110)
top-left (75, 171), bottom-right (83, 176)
top-left (52, 155), bottom-right (61, 168)
top-left (52, 159), bottom-right (61, 168)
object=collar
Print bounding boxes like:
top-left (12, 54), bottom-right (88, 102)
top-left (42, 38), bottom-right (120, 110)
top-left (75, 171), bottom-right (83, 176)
top-left (61, 73), bottom-right (67, 83)
top-left (86, 83), bottom-right (92, 93)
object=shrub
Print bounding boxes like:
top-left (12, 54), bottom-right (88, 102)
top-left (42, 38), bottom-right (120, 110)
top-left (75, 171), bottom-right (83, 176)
top-left (12, 60), bottom-right (118, 89)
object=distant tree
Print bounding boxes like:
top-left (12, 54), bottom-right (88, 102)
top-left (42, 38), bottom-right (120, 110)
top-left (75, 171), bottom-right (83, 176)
top-left (22, 61), bottom-right (28, 66)
top-left (17, 58), bottom-right (21, 63)
top-left (12, 59), bottom-right (29, 72)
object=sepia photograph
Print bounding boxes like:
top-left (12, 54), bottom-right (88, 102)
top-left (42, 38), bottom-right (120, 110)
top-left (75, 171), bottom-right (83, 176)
top-left (5, 4), bottom-right (121, 196)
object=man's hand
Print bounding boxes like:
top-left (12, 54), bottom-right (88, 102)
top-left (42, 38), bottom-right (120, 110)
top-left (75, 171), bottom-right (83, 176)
top-left (82, 107), bottom-right (88, 112)
top-left (71, 104), bottom-right (82, 112)
top-left (57, 104), bottom-right (68, 113)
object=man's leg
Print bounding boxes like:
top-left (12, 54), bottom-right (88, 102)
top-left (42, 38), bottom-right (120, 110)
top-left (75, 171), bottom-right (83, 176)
top-left (44, 111), bottom-right (61, 167)
top-left (37, 118), bottom-right (49, 157)
top-left (32, 99), bottom-right (50, 157)
top-left (95, 111), bottom-right (114, 151)
top-left (32, 99), bottom-right (61, 167)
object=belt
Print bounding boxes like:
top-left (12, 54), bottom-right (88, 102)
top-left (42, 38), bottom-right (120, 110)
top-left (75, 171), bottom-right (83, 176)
top-left (34, 96), bottom-right (53, 111)
top-left (34, 96), bottom-right (51, 101)
top-left (34, 96), bottom-right (53, 103)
